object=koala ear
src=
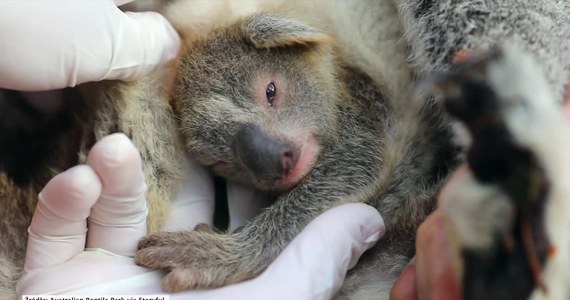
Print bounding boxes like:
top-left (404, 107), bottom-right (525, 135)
top-left (242, 14), bottom-right (332, 49)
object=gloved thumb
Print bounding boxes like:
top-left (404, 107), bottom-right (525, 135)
top-left (24, 165), bottom-right (102, 271)
top-left (85, 133), bottom-right (148, 257)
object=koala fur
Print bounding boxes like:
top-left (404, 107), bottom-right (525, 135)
top-left (0, 0), bottom-right (569, 299)
top-left (136, 1), bottom-right (570, 299)
top-left (136, 13), bottom-right (456, 297)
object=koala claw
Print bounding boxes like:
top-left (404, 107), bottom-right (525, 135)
top-left (193, 223), bottom-right (217, 233)
top-left (137, 231), bottom-right (193, 249)
top-left (135, 229), bottom-right (255, 291)
top-left (162, 268), bottom-right (211, 292)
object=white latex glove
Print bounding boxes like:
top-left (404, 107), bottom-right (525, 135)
top-left (161, 156), bottom-right (270, 232)
top-left (18, 133), bottom-right (385, 299)
top-left (0, 0), bottom-right (180, 91)
top-left (18, 133), bottom-right (150, 294)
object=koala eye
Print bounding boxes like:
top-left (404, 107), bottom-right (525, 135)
top-left (265, 82), bottom-right (277, 106)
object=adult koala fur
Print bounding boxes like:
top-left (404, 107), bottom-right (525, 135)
top-left (0, 0), bottom-right (569, 299)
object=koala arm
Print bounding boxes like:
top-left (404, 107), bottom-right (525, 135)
top-left (134, 182), bottom-right (349, 291)
top-left (396, 0), bottom-right (570, 102)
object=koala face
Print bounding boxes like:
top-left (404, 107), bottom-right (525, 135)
top-left (172, 14), bottom-right (340, 192)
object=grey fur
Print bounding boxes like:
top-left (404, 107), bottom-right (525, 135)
top-left (397, 0), bottom-right (570, 101)
top-left (0, 0), bottom-right (568, 299)
top-left (135, 0), bottom-right (570, 299)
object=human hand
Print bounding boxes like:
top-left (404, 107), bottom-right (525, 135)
top-left (0, 0), bottom-right (180, 91)
top-left (391, 87), bottom-right (570, 300)
top-left (18, 133), bottom-right (385, 299)
top-left (17, 133), bottom-right (151, 295)
top-left (389, 182), bottom-right (463, 300)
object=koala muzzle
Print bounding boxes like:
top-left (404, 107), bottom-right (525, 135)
top-left (232, 124), bottom-right (300, 182)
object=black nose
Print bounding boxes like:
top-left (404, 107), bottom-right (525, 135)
top-left (232, 124), bottom-right (299, 181)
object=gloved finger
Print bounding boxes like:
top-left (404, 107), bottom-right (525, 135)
top-left (86, 133), bottom-right (148, 257)
top-left (227, 182), bottom-right (270, 232)
top-left (116, 0), bottom-right (164, 12)
top-left (24, 165), bottom-right (102, 271)
top-left (114, 0), bottom-right (135, 6)
top-left (162, 158), bottom-right (215, 231)
top-left (0, 0), bottom-right (180, 91)
top-left (103, 8), bottom-right (180, 82)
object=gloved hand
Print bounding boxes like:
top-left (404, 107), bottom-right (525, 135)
top-left (18, 133), bottom-right (385, 299)
top-left (0, 0), bottom-right (180, 91)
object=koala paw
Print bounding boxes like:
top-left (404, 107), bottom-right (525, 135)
top-left (135, 226), bottom-right (257, 292)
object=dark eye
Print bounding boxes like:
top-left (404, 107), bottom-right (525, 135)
top-left (266, 82), bottom-right (277, 105)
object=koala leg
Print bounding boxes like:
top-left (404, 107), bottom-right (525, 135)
top-left (396, 0), bottom-right (570, 102)
top-left (431, 44), bottom-right (570, 300)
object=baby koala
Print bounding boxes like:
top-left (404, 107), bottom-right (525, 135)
top-left (0, 0), bottom-right (567, 298)
top-left (134, 12), bottom-right (570, 300)
top-left (136, 12), bottom-right (456, 298)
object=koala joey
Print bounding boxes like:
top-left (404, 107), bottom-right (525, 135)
top-left (134, 3), bottom-right (570, 300)
top-left (0, 0), bottom-right (569, 300)
top-left (134, 13), bottom-right (458, 298)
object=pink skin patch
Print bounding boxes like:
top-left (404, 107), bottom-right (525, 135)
top-left (276, 133), bottom-right (319, 190)
top-left (452, 49), bottom-right (472, 64)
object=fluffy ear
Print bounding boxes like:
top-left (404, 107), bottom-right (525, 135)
top-left (242, 13), bottom-right (332, 49)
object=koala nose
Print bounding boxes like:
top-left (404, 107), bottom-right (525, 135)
top-left (232, 124), bottom-right (300, 181)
